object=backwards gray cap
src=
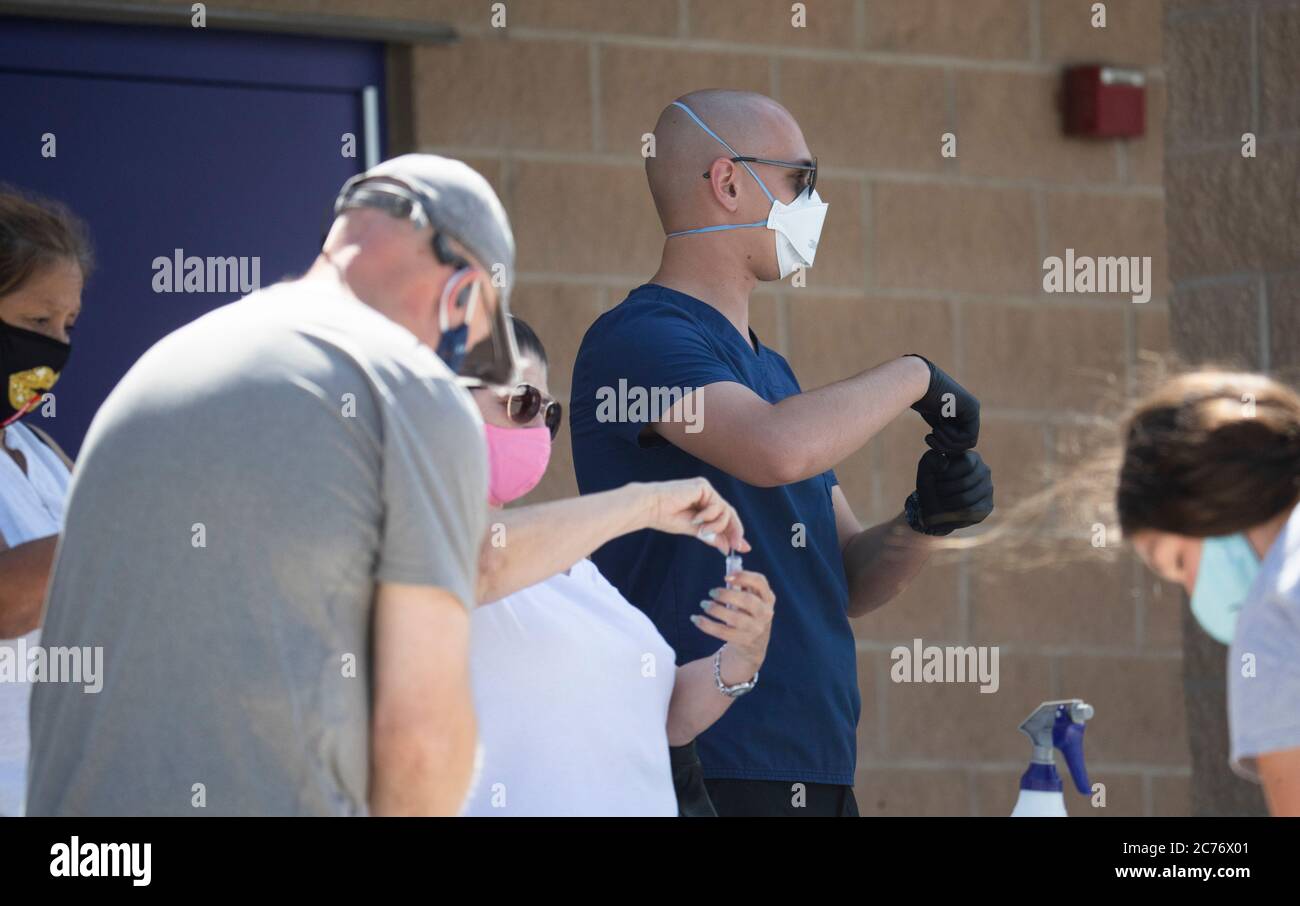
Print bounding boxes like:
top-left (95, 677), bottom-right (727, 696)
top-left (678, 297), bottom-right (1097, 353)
top-left (336, 153), bottom-right (516, 304)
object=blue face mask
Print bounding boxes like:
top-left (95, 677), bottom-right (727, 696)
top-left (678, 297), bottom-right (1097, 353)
top-left (1189, 533), bottom-right (1260, 644)
top-left (433, 266), bottom-right (480, 373)
top-left (436, 323), bottom-right (469, 372)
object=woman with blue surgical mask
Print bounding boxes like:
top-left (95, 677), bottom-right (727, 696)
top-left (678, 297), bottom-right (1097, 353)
top-left (1120, 371), bottom-right (1300, 815)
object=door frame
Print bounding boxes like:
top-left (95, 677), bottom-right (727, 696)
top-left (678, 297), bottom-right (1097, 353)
top-left (0, 0), bottom-right (455, 156)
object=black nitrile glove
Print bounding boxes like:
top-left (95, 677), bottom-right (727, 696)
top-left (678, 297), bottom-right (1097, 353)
top-left (907, 354), bottom-right (981, 453)
top-left (907, 449), bottom-right (994, 536)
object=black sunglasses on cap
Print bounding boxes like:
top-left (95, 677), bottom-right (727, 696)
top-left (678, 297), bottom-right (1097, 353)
top-left (504, 383), bottom-right (562, 440)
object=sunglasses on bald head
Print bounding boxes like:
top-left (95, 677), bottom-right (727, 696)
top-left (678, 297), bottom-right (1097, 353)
top-left (703, 155), bottom-right (818, 197)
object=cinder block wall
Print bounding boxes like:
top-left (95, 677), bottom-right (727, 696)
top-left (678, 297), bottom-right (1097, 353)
top-left (145, 0), bottom-right (1181, 815)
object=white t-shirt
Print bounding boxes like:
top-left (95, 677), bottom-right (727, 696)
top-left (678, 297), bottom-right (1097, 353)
top-left (1229, 503), bottom-right (1300, 782)
top-left (465, 558), bottom-right (678, 816)
top-left (0, 421), bottom-right (71, 817)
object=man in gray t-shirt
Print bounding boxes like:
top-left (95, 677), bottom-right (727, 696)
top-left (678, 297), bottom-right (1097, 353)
top-left (28, 155), bottom-right (519, 816)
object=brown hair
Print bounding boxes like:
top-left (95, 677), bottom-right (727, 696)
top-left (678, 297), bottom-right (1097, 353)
top-left (932, 362), bottom-right (1300, 571)
top-left (0, 186), bottom-right (94, 298)
top-left (1117, 371), bottom-right (1300, 538)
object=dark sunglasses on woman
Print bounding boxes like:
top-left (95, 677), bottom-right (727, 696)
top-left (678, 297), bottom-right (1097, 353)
top-left (504, 383), bottom-right (563, 439)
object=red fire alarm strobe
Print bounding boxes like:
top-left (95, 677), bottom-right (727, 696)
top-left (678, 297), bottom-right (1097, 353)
top-left (1063, 65), bottom-right (1146, 138)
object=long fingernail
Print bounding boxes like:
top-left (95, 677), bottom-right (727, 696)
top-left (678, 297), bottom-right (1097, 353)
top-left (699, 600), bottom-right (711, 611)
top-left (708, 588), bottom-right (723, 600)
top-left (698, 530), bottom-right (716, 543)
top-left (689, 614), bottom-right (701, 625)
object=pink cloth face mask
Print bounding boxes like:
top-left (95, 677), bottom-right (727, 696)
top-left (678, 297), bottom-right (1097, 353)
top-left (484, 422), bottom-right (552, 506)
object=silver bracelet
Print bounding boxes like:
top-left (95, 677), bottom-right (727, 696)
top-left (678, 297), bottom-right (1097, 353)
top-left (713, 645), bottom-right (759, 698)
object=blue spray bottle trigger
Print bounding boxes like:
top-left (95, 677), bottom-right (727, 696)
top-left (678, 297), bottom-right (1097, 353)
top-left (1050, 707), bottom-right (1092, 790)
top-left (1053, 703), bottom-right (1092, 794)
top-left (1017, 699), bottom-right (1094, 795)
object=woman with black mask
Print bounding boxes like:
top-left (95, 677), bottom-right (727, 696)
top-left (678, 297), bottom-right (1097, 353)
top-left (0, 187), bottom-right (91, 816)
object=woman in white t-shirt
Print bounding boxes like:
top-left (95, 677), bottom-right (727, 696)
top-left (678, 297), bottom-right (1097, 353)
top-left (0, 189), bottom-right (91, 816)
top-left (461, 318), bottom-right (775, 816)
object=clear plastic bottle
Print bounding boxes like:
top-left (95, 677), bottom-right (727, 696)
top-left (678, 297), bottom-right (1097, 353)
top-left (724, 553), bottom-right (743, 588)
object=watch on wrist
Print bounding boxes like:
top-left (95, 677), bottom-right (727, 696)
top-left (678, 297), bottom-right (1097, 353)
top-left (904, 490), bottom-right (935, 536)
top-left (713, 646), bottom-right (759, 698)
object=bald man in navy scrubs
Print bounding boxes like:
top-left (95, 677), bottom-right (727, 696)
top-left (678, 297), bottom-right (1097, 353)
top-left (570, 90), bottom-right (995, 817)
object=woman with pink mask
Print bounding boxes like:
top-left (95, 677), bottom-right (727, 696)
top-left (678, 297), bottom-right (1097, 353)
top-left (461, 318), bottom-right (775, 817)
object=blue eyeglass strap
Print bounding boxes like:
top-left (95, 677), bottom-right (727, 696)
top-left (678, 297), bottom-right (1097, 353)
top-left (666, 221), bottom-right (766, 237)
top-left (670, 100), bottom-right (775, 205)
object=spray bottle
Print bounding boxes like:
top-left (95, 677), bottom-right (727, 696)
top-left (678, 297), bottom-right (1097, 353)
top-left (1010, 699), bottom-right (1094, 817)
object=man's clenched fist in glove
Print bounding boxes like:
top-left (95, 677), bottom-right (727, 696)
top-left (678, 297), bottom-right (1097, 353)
top-left (906, 449), bottom-right (994, 536)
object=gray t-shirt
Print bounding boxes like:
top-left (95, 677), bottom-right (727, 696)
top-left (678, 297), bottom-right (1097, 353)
top-left (1229, 502), bottom-right (1300, 782)
top-left (27, 276), bottom-right (487, 816)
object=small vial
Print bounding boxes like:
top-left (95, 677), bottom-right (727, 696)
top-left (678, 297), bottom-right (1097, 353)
top-left (725, 553), bottom-right (743, 587)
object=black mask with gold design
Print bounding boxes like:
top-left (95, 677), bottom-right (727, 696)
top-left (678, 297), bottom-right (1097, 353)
top-left (0, 319), bottom-right (70, 427)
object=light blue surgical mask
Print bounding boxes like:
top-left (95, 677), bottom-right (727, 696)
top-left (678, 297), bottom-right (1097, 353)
top-left (1189, 533), bottom-right (1260, 644)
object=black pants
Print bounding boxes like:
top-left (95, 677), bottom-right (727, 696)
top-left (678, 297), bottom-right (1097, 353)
top-left (704, 778), bottom-right (860, 817)
top-left (669, 743), bottom-right (718, 817)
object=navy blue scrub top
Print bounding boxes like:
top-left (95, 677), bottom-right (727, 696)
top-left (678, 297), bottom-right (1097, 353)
top-left (570, 283), bottom-right (859, 785)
